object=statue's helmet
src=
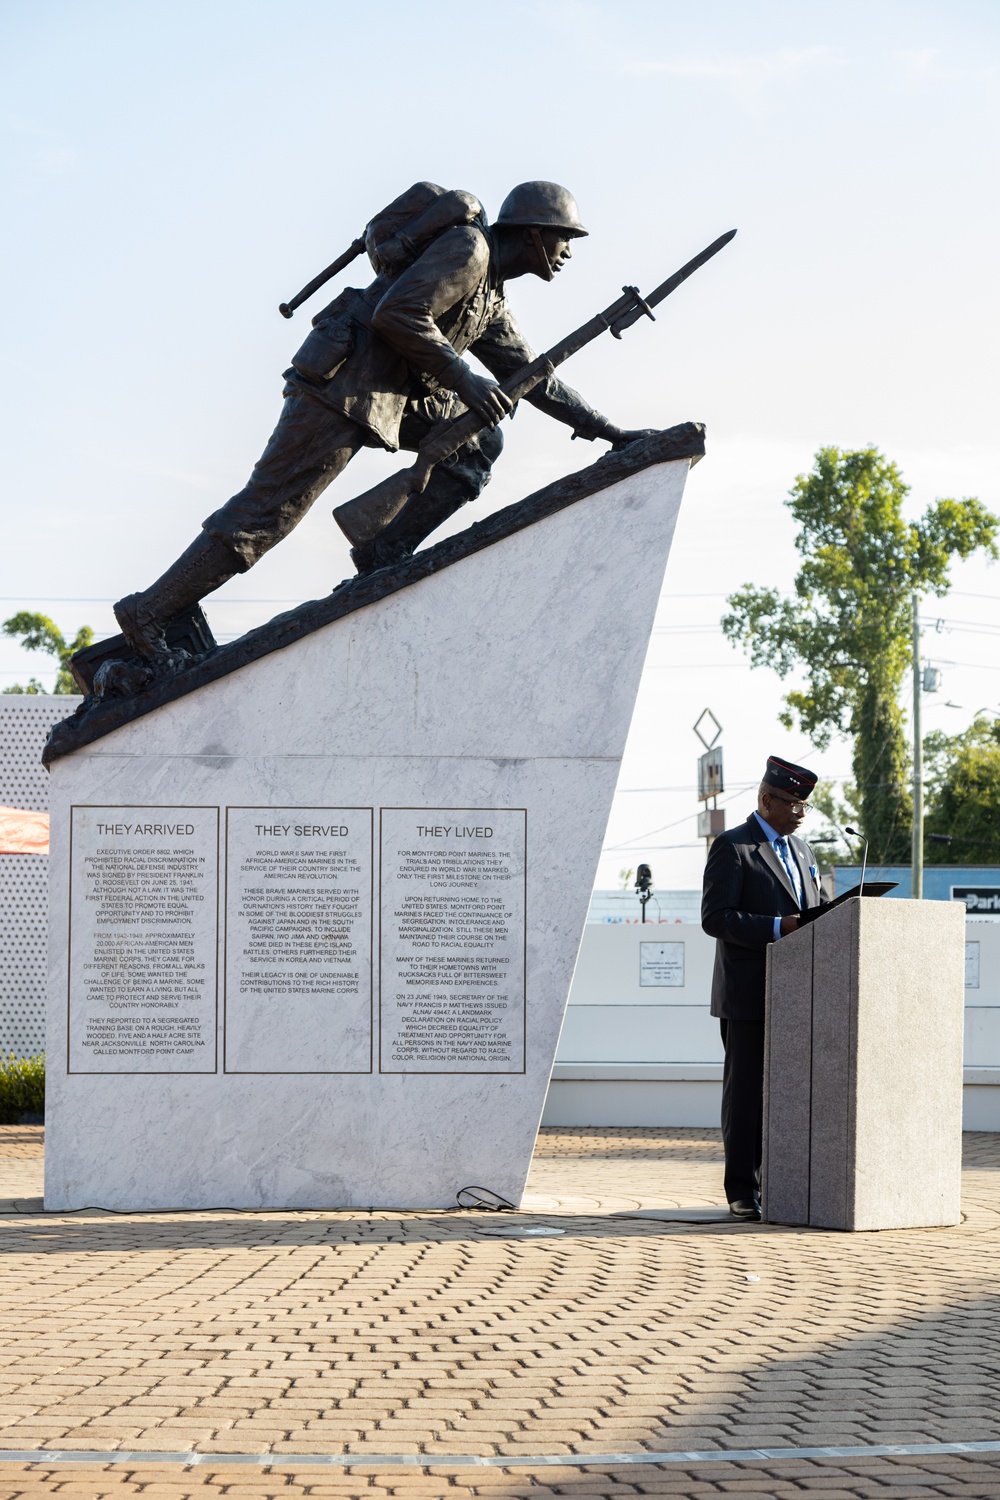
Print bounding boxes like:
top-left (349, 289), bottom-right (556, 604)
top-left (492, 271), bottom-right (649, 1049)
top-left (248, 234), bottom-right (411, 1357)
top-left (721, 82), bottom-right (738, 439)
top-left (495, 181), bottom-right (589, 238)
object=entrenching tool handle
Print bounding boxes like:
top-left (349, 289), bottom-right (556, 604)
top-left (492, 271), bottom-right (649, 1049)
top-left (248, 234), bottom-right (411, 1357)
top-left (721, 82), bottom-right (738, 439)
top-left (332, 357), bottom-right (555, 549)
top-left (279, 237), bottom-right (366, 318)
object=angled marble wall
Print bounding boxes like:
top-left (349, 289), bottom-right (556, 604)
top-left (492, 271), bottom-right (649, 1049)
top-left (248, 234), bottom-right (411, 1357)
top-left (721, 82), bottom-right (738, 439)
top-left (763, 897), bottom-right (965, 1231)
top-left (46, 455), bottom-right (692, 1210)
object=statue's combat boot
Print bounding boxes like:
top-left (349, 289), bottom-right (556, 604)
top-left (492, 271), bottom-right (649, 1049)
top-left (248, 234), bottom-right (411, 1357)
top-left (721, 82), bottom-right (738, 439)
top-left (349, 453), bottom-right (494, 576)
top-left (350, 426), bottom-right (503, 575)
top-left (349, 489), bottom-right (466, 574)
top-left (114, 532), bottom-right (242, 666)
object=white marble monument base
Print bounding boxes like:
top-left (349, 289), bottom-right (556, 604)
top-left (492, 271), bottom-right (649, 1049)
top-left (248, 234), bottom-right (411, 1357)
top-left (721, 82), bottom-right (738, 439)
top-left (763, 897), bottom-right (965, 1231)
top-left (45, 439), bottom-right (695, 1210)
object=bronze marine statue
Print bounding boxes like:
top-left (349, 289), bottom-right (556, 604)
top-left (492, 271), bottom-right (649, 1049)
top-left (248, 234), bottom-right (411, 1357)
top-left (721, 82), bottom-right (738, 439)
top-left (103, 180), bottom-right (734, 682)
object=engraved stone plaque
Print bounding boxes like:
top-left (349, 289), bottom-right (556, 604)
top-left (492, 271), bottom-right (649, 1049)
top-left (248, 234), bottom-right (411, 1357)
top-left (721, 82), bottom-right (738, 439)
top-left (223, 807), bottom-right (373, 1073)
top-left (68, 805), bottom-right (219, 1073)
top-left (379, 808), bottom-right (526, 1074)
top-left (639, 940), bottom-right (685, 987)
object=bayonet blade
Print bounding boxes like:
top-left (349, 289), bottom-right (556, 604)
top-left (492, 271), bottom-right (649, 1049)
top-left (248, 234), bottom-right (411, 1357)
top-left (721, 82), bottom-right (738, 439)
top-left (611, 228), bottom-right (737, 336)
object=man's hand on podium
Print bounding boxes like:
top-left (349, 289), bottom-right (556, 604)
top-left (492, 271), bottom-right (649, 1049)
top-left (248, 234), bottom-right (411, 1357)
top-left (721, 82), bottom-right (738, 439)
top-left (779, 915), bottom-right (801, 936)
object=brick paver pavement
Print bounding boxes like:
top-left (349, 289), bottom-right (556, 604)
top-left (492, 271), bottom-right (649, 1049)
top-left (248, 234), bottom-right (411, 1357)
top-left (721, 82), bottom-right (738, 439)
top-left (0, 1126), bottom-right (997, 1498)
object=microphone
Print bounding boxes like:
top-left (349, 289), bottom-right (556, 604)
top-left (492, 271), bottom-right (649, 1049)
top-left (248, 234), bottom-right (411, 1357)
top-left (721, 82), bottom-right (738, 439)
top-left (845, 827), bottom-right (868, 893)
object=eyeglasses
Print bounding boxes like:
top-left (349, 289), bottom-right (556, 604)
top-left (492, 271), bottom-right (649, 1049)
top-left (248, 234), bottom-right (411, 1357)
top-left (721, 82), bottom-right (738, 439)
top-left (767, 790), bottom-right (811, 814)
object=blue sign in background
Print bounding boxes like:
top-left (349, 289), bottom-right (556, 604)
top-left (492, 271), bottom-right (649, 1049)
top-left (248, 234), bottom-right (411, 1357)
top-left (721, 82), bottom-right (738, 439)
top-left (834, 865), bottom-right (1000, 904)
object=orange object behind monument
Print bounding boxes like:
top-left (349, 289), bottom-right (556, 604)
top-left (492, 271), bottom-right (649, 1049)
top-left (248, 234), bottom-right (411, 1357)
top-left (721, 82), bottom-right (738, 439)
top-left (0, 806), bottom-right (49, 855)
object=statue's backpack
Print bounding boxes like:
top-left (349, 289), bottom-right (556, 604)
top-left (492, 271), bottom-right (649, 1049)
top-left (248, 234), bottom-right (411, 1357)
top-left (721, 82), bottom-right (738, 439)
top-left (291, 183), bottom-right (484, 382)
top-left (363, 181), bottom-right (485, 276)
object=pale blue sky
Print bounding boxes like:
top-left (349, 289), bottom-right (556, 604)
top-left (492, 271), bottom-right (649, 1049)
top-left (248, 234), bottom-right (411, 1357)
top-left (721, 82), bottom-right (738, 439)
top-left (2, 0), bottom-right (998, 885)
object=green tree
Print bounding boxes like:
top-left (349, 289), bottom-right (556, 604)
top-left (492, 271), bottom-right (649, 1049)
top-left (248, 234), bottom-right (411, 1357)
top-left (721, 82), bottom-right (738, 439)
top-left (722, 447), bottom-right (998, 863)
top-left (924, 716), bottom-right (1000, 864)
top-left (807, 777), bottom-right (858, 864)
top-left (2, 613), bottom-right (93, 695)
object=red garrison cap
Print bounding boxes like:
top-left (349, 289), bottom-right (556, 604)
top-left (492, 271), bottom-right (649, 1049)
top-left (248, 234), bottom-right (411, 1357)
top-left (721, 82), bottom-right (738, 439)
top-left (765, 756), bottom-right (818, 797)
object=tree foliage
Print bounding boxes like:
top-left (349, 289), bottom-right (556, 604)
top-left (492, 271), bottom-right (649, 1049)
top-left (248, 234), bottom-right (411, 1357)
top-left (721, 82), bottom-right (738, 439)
top-left (2, 612), bottom-right (93, 695)
top-left (806, 778), bottom-right (858, 864)
top-left (924, 717), bottom-right (1000, 864)
top-left (722, 447), bottom-right (998, 863)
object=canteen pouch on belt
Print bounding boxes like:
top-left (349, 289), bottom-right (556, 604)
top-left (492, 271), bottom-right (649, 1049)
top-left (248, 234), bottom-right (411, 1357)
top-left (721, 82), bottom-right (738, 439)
top-left (290, 288), bottom-right (357, 381)
top-left (290, 315), bottom-right (354, 382)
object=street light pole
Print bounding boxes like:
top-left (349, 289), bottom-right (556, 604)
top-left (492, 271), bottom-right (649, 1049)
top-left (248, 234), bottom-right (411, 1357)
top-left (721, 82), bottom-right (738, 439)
top-left (911, 592), bottom-right (923, 899)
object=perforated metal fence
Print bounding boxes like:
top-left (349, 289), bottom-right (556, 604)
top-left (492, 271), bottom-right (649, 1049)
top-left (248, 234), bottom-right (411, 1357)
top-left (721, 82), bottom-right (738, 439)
top-left (0, 697), bottom-right (82, 1058)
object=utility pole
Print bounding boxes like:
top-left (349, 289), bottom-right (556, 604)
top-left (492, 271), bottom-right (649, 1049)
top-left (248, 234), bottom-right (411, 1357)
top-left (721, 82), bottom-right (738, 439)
top-left (911, 592), bottom-right (923, 899)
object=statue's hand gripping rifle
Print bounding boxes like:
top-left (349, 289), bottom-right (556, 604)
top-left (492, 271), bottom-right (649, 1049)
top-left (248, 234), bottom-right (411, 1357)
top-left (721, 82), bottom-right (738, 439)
top-left (332, 228), bottom-right (736, 550)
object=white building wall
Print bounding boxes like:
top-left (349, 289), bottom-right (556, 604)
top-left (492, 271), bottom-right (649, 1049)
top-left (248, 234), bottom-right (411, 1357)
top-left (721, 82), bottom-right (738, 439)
top-left (543, 919), bottom-right (1000, 1130)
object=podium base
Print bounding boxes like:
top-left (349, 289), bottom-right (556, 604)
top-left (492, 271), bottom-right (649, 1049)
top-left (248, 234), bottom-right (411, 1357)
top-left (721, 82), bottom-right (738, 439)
top-left (764, 896), bottom-right (965, 1231)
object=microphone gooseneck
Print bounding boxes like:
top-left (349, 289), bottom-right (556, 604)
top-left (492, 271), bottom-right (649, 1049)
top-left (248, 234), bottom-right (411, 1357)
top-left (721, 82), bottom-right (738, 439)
top-left (845, 827), bottom-right (869, 893)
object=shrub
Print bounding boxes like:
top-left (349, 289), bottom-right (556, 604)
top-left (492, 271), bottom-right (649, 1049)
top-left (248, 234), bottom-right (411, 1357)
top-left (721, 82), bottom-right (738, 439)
top-left (0, 1052), bottom-right (44, 1124)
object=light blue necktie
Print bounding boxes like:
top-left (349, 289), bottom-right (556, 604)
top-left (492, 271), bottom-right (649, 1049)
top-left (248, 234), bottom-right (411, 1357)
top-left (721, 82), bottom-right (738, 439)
top-left (774, 836), bottom-right (803, 906)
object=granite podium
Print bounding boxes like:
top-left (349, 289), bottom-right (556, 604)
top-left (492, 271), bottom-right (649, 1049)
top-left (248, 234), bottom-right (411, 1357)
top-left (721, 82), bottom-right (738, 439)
top-left (43, 428), bottom-right (701, 1211)
top-left (763, 896), bottom-right (965, 1231)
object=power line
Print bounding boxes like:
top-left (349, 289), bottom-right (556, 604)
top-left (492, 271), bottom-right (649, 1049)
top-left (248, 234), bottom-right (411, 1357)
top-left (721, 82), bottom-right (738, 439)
top-left (610, 780), bottom-right (762, 851)
top-left (653, 618), bottom-right (1000, 637)
top-left (606, 842), bottom-right (704, 852)
top-left (616, 785), bottom-right (699, 794)
top-left (926, 661), bottom-right (1000, 672)
top-left (926, 621), bottom-right (1000, 635)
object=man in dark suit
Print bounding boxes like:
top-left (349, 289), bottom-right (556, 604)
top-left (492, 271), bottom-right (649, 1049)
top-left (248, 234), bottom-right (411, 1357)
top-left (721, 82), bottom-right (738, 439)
top-left (701, 755), bottom-right (828, 1220)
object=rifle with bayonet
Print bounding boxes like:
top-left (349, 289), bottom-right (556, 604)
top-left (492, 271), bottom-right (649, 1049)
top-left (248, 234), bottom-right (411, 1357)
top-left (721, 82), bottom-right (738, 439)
top-left (332, 228), bottom-right (737, 550)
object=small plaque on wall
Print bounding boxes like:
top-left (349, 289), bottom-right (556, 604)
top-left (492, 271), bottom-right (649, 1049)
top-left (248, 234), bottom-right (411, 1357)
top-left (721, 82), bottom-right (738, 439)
top-left (966, 941), bottom-right (981, 989)
top-left (639, 941), bottom-right (685, 987)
